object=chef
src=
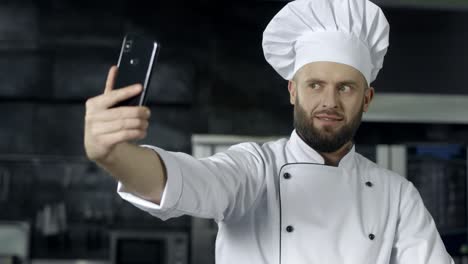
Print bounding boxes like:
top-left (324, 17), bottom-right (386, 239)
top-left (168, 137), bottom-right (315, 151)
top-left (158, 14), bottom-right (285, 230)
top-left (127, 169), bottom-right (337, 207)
top-left (84, 0), bottom-right (455, 263)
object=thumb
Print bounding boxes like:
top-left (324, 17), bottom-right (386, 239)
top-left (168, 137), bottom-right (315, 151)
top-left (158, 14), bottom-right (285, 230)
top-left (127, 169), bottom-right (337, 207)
top-left (104, 66), bottom-right (118, 94)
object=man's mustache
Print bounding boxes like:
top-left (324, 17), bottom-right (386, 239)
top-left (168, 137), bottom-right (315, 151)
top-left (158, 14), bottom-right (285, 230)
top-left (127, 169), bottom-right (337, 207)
top-left (313, 110), bottom-right (344, 119)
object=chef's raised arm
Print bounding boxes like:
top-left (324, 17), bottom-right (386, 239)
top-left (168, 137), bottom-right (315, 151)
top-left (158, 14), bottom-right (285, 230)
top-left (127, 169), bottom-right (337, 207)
top-left (117, 143), bottom-right (267, 222)
top-left (390, 181), bottom-right (455, 264)
top-left (84, 66), bottom-right (267, 223)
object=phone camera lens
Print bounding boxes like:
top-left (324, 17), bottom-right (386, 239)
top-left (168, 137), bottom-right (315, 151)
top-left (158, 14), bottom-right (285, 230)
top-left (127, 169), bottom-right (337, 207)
top-left (124, 40), bottom-right (133, 52)
top-left (130, 58), bottom-right (139, 65)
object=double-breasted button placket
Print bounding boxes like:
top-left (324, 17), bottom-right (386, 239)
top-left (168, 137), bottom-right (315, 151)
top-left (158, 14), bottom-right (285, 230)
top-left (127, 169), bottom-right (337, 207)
top-left (365, 182), bottom-right (375, 240)
top-left (283, 173), bottom-right (293, 233)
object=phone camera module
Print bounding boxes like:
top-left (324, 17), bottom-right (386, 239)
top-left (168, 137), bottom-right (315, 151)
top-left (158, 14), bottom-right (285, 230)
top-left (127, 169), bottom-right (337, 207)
top-left (130, 58), bottom-right (139, 65)
top-left (123, 40), bottom-right (133, 52)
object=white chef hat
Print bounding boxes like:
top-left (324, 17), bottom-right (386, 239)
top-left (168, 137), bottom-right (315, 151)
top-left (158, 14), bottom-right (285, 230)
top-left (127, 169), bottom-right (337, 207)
top-left (262, 0), bottom-right (390, 85)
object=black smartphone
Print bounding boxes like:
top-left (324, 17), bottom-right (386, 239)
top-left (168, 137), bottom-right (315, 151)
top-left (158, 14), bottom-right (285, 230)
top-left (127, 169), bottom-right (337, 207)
top-left (113, 33), bottom-right (160, 107)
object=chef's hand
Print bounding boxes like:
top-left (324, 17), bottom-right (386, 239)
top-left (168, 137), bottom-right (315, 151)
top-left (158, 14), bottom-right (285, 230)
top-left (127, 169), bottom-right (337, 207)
top-left (84, 66), bottom-right (151, 163)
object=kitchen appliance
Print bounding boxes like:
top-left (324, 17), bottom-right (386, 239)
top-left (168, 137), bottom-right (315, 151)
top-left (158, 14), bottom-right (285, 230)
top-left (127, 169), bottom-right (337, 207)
top-left (110, 230), bottom-right (188, 264)
top-left (0, 221), bottom-right (30, 264)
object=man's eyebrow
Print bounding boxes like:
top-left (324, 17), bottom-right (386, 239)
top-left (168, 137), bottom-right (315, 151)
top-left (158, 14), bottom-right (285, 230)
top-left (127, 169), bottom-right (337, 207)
top-left (304, 78), bottom-right (360, 86)
top-left (304, 78), bottom-right (327, 84)
top-left (337, 80), bottom-right (360, 86)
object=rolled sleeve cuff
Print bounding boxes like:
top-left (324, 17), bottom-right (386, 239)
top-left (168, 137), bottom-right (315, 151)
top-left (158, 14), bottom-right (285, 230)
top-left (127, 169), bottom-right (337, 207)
top-left (117, 144), bottom-right (183, 213)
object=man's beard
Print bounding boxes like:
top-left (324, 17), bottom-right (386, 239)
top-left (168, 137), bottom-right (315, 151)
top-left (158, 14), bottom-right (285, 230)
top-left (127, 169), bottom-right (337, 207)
top-left (293, 99), bottom-right (363, 153)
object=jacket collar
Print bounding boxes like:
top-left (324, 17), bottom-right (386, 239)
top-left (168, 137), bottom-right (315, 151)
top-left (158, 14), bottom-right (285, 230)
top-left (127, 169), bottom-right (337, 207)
top-left (286, 129), bottom-right (356, 170)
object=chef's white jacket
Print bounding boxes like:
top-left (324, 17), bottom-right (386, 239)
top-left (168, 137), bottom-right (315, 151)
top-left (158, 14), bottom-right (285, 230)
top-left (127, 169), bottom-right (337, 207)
top-left (118, 130), bottom-right (455, 264)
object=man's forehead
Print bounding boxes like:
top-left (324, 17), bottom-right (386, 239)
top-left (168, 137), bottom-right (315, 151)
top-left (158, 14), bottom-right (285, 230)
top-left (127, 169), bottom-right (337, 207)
top-left (295, 61), bottom-right (367, 85)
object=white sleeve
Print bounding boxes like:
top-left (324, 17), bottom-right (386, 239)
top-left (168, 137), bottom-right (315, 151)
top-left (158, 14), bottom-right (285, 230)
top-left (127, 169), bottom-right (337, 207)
top-left (117, 144), bottom-right (184, 221)
top-left (117, 143), bottom-right (267, 222)
top-left (390, 181), bottom-right (455, 264)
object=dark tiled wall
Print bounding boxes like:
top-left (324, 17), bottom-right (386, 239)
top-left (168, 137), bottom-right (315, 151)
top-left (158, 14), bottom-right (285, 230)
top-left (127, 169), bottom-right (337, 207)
top-left (2, 2), bottom-right (468, 155)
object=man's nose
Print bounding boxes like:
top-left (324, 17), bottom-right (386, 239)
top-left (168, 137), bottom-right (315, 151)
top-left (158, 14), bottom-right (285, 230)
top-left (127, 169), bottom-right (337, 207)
top-left (320, 87), bottom-right (339, 108)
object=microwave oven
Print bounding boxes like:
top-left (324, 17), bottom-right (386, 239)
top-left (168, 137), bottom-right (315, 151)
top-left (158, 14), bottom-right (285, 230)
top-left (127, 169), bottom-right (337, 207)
top-left (110, 230), bottom-right (188, 264)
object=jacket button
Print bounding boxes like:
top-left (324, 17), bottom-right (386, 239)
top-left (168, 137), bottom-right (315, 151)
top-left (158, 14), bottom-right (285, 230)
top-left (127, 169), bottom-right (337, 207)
top-left (365, 181), bottom-right (373, 187)
top-left (283, 173), bottom-right (291, 179)
top-left (286, 225), bottom-right (294, 232)
top-left (369, 233), bottom-right (375, 240)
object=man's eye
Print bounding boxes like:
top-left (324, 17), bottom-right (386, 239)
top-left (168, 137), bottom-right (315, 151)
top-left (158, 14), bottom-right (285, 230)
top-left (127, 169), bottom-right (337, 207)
top-left (339, 85), bottom-right (351, 92)
top-left (310, 83), bottom-right (320, 89)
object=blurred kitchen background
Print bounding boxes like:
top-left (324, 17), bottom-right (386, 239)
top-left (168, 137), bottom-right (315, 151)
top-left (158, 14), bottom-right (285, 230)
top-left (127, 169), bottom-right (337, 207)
top-left (0, 0), bottom-right (468, 263)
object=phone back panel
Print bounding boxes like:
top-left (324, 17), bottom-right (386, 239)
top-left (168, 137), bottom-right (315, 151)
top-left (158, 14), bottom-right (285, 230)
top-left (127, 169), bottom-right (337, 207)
top-left (114, 34), bottom-right (159, 107)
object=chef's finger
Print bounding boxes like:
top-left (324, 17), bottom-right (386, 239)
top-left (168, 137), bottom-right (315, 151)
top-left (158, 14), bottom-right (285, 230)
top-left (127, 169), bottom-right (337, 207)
top-left (86, 107), bottom-right (150, 122)
top-left (91, 119), bottom-right (149, 135)
top-left (98, 129), bottom-right (147, 147)
top-left (86, 84), bottom-right (142, 112)
top-left (104, 66), bottom-right (118, 94)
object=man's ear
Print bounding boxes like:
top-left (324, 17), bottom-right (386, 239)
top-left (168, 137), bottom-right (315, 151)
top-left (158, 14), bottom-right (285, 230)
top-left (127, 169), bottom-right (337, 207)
top-left (363, 86), bottom-right (375, 112)
top-left (288, 80), bottom-right (297, 105)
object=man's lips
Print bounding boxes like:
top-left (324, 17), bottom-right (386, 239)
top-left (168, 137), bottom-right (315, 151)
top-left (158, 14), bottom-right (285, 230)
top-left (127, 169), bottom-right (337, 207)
top-left (314, 114), bottom-right (344, 121)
